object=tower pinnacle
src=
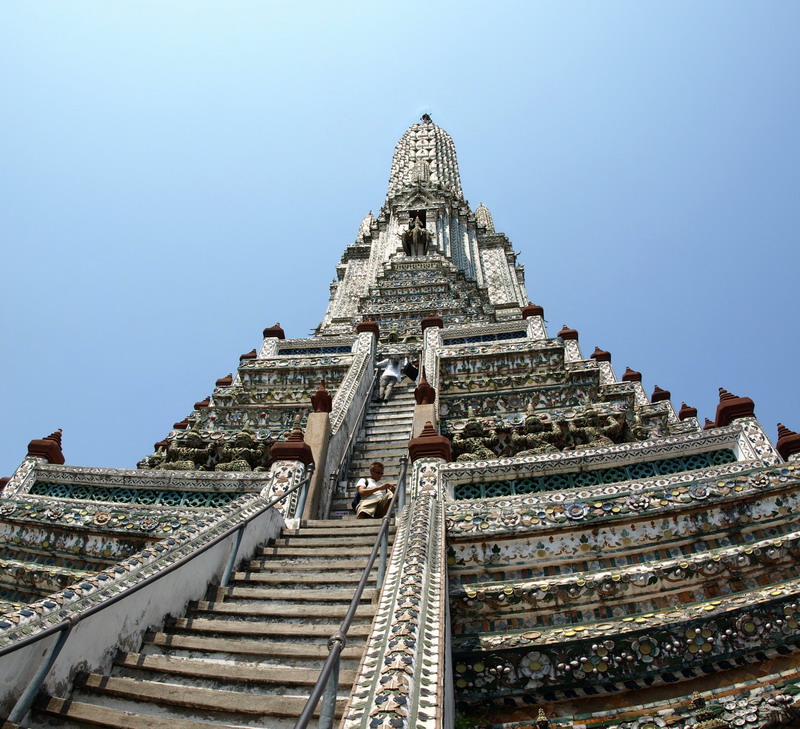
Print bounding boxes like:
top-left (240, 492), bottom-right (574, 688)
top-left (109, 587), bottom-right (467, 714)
top-left (386, 115), bottom-right (463, 201)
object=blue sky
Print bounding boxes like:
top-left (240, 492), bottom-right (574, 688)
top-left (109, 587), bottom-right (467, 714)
top-left (1, 2), bottom-right (799, 476)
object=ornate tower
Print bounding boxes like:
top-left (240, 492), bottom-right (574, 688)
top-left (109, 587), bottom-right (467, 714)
top-left (2, 116), bottom-right (800, 729)
top-left (318, 114), bottom-right (527, 338)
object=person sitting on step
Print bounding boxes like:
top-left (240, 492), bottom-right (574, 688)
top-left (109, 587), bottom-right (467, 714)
top-left (355, 462), bottom-right (396, 519)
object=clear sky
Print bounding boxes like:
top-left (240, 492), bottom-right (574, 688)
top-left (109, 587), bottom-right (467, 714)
top-left (2, 1), bottom-right (799, 477)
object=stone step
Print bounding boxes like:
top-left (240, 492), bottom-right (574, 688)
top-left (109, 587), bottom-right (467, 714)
top-left (245, 558), bottom-right (372, 571)
top-left (192, 600), bottom-right (377, 620)
top-left (282, 525), bottom-right (391, 537)
top-left (272, 535), bottom-right (392, 548)
top-left (352, 443), bottom-right (410, 455)
top-left (300, 519), bottom-right (386, 529)
top-left (169, 616), bottom-right (370, 639)
top-left (215, 585), bottom-right (377, 602)
top-left (256, 546), bottom-right (375, 559)
top-left (36, 697), bottom-right (253, 729)
top-left (75, 673), bottom-right (346, 718)
top-left (234, 570), bottom-right (375, 585)
top-left (146, 632), bottom-right (364, 660)
top-left (114, 652), bottom-right (357, 688)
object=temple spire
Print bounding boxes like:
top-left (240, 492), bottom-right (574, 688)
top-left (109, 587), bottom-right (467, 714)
top-left (386, 115), bottom-right (463, 201)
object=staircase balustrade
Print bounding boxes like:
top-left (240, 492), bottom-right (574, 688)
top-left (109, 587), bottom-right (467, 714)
top-left (296, 455), bottom-right (408, 729)
top-left (0, 465), bottom-right (315, 727)
top-left (325, 369), bottom-right (380, 510)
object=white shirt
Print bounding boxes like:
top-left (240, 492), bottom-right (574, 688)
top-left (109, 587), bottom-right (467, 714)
top-left (376, 357), bottom-right (407, 381)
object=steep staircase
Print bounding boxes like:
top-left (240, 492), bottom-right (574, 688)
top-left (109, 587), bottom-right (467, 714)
top-left (26, 383), bottom-right (417, 728)
top-left (328, 378), bottom-right (416, 519)
top-left (30, 520), bottom-right (392, 728)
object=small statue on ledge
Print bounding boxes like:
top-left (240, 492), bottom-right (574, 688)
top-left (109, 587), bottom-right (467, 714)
top-left (401, 215), bottom-right (432, 256)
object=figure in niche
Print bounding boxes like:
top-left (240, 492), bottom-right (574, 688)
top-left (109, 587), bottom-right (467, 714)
top-left (215, 428), bottom-right (271, 472)
top-left (451, 412), bottom-right (499, 462)
top-left (401, 215), bottom-right (432, 256)
top-left (623, 412), bottom-right (652, 443)
top-left (162, 426), bottom-right (213, 470)
top-left (569, 407), bottom-right (626, 450)
top-left (511, 408), bottom-right (563, 456)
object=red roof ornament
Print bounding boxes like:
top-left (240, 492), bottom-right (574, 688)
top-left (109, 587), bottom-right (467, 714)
top-left (414, 367), bottom-right (436, 405)
top-left (270, 426), bottom-right (314, 466)
top-left (0, 477), bottom-right (9, 492)
top-left (590, 347), bottom-right (611, 362)
top-left (557, 325), bottom-right (578, 341)
top-left (421, 315), bottom-right (444, 332)
top-left (215, 373), bottom-right (233, 387)
top-left (521, 303), bottom-right (544, 319)
top-left (262, 323), bottom-right (286, 340)
top-left (714, 388), bottom-right (755, 427)
top-left (621, 367), bottom-right (642, 382)
top-left (408, 421), bottom-right (451, 463)
top-left (240, 349), bottom-right (257, 361)
top-left (27, 429), bottom-right (65, 465)
top-left (194, 397), bottom-right (210, 411)
top-left (777, 424), bottom-right (800, 460)
top-left (311, 380), bottom-right (333, 413)
top-left (678, 402), bottom-right (698, 420)
top-left (703, 418), bottom-right (717, 430)
top-left (651, 386), bottom-right (671, 403)
top-left (173, 419), bottom-right (189, 430)
top-left (355, 319), bottom-right (380, 338)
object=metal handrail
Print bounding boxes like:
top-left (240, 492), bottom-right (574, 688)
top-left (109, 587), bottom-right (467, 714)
top-left (295, 456), bottom-right (409, 729)
top-left (2, 464), bottom-right (314, 725)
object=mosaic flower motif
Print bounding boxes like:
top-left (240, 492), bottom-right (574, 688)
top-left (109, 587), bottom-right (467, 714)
top-left (0, 504), bottom-right (16, 516)
top-left (43, 506), bottom-right (64, 521)
top-left (683, 626), bottom-right (715, 657)
top-left (626, 493), bottom-right (650, 511)
top-left (93, 511), bottom-right (111, 526)
top-left (564, 502), bottom-right (589, 520)
top-left (689, 483), bottom-right (709, 500)
top-left (748, 473), bottom-right (770, 489)
top-left (138, 515), bottom-right (160, 532)
top-left (736, 614), bottom-right (764, 639)
top-left (631, 636), bottom-right (660, 663)
top-left (519, 650), bottom-right (551, 679)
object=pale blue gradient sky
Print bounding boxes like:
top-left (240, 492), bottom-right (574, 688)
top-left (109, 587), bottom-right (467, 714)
top-left (2, 2), bottom-right (799, 476)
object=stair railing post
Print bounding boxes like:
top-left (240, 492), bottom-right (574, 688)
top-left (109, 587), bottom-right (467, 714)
top-left (6, 620), bottom-right (74, 725)
top-left (219, 524), bottom-right (245, 588)
top-left (293, 464), bottom-right (315, 520)
top-left (397, 455), bottom-right (408, 512)
top-left (317, 647), bottom-right (340, 729)
top-left (377, 524), bottom-right (388, 587)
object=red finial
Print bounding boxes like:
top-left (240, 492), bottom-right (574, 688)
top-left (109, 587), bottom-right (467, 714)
top-left (521, 303), bottom-right (544, 319)
top-left (557, 325), bottom-right (578, 341)
top-left (777, 424), bottom-right (800, 460)
top-left (703, 418), bottom-right (717, 430)
top-left (194, 397), bottom-right (210, 411)
top-left (651, 385), bottom-right (671, 403)
top-left (27, 428), bottom-right (65, 465)
top-left (262, 323), bottom-right (286, 340)
top-left (240, 349), bottom-right (257, 360)
top-left (590, 346), bottom-right (611, 362)
top-left (421, 314), bottom-right (444, 331)
top-left (414, 367), bottom-right (436, 405)
top-left (215, 373), bottom-right (233, 387)
top-left (270, 424), bottom-right (314, 466)
top-left (714, 388), bottom-right (755, 426)
top-left (311, 380), bottom-right (333, 413)
top-left (0, 477), bottom-right (9, 492)
top-left (408, 420), bottom-right (452, 463)
top-left (173, 419), bottom-right (189, 430)
top-left (621, 367), bottom-right (642, 382)
top-left (678, 402), bottom-right (698, 420)
top-left (356, 319), bottom-right (380, 337)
